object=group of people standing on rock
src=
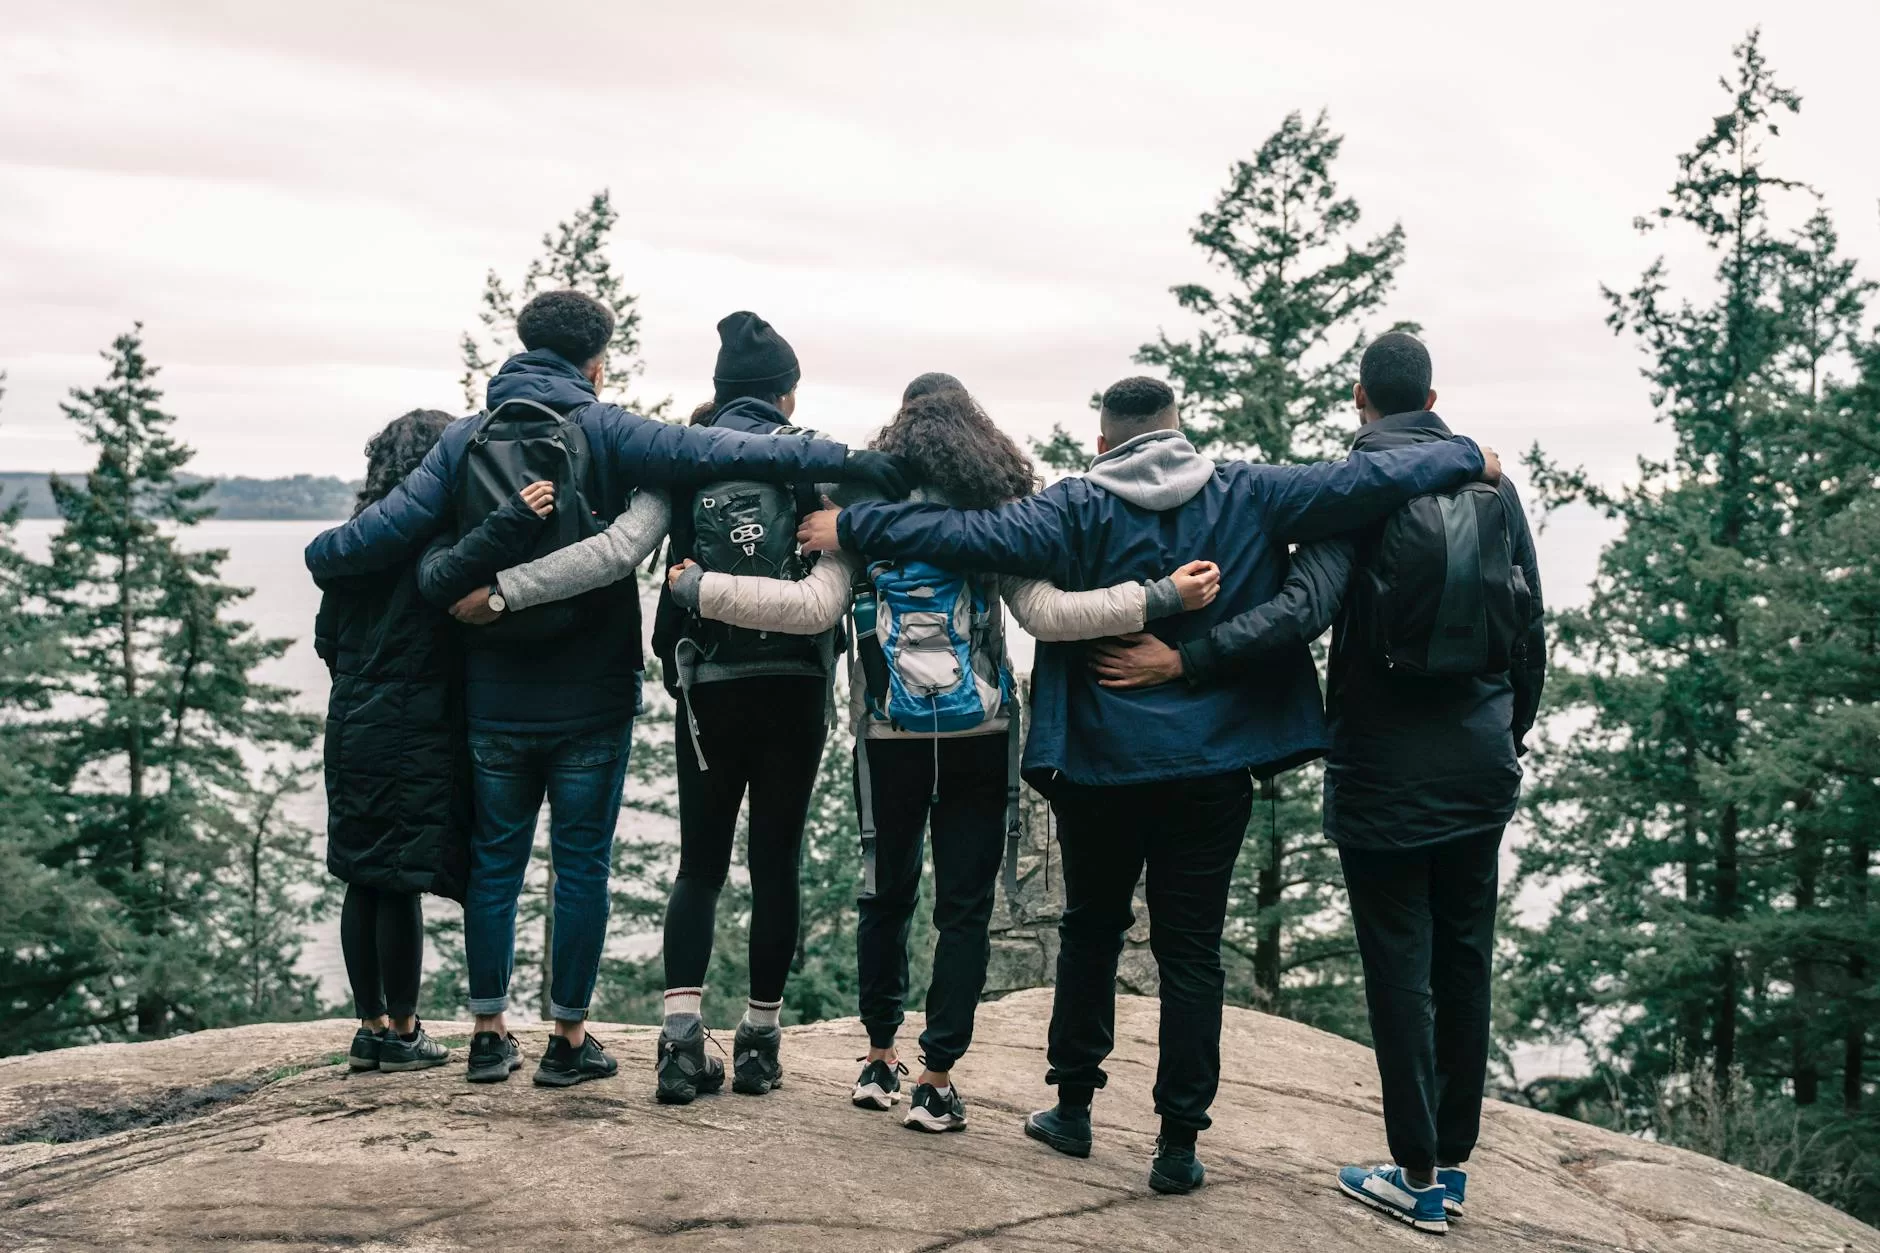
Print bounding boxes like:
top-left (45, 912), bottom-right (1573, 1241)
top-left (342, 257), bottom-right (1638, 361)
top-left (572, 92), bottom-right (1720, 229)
top-left (310, 286), bottom-right (1543, 1237)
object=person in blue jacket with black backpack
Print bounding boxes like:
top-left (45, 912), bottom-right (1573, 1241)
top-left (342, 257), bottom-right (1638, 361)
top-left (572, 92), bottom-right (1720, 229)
top-left (304, 291), bottom-right (911, 1090)
top-left (1091, 334), bottom-right (1545, 1235)
top-left (799, 373), bottom-right (1500, 1197)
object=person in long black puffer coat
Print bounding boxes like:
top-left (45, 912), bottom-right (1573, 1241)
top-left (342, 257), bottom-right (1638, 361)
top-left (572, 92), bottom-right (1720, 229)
top-left (314, 408), bottom-right (554, 1075)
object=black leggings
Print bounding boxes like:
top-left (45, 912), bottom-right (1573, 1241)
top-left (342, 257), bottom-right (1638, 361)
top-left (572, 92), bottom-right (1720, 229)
top-left (340, 884), bottom-right (424, 1021)
top-left (666, 675), bottom-right (828, 1004)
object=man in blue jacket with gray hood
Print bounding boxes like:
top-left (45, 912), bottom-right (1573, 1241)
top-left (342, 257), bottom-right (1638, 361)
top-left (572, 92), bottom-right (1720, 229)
top-left (306, 292), bottom-right (908, 1088)
top-left (797, 375), bottom-right (1496, 1194)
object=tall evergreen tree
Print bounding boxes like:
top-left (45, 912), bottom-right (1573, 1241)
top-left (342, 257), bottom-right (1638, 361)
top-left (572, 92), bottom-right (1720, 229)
top-left (1138, 108), bottom-right (1411, 463)
top-left (460, 189), bottom-right (670, 419)
top-left (1513, 30), bottom-right (1879, 1216)
top-left (37, 328), bottom-right (321, 1040)
top-left (0, 374), bottom-right (127, 1051)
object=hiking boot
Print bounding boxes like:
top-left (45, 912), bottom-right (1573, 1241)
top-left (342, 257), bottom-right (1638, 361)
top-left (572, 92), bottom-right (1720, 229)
top-left (1023, 1104), bottom-right (1093, 1158)
top-left (655, 1017), bottom-right (725, 1105)
top-left (1149, 1138), bottom-right (1206, 1195)
top-left (378, 1022), bottom-right (450, 1073)
top-left (1337, 1164), bottom-right (1449, 1235)
top-left (348, 1026), bottom-right (385, 1072)
top-left (851, 1058), bottom-right (906, 1111)
top-left (465, 1031), bottom-right (522, 1084)
top-left (1437, 1166), bottom-right (1467, 1220)
top-left (903, 1083), bottom-right (967, 1133)
top-left (731, 1021), bottom-right (784, 1095)
top-left (533, 1033), bottom-right (618, 1088)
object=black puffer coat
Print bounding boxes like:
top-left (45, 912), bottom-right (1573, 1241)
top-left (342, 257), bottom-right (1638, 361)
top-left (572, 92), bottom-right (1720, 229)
top-left (315, 565), bottom-right (472, 901)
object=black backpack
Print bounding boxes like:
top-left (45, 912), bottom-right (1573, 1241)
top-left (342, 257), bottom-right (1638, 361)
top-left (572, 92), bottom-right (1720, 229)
top-left (684, 476), bottom-right (826, 670)
top-left (1352, 480), bottom-right (1530, 676)
top-left (455, 398), bottom-right (606, 646)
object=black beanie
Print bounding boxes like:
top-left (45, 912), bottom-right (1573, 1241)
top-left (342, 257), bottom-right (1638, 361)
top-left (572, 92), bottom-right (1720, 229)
top-left (712, 311), bottom-right (800, 399)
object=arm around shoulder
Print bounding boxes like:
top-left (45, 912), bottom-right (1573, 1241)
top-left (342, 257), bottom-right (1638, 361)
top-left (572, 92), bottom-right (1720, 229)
top-left (496, 488), bottom-right (671, 612)
top-left (696, 550), bottom-right (858, 635)
top-left (999, 575), bottom-right (1146, 642)
top-left (1179, 538), bottom-right (1353, 685)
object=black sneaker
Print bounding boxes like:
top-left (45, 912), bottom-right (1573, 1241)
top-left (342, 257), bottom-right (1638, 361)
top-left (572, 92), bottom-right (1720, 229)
top-left (534, 1033), bottom-right (618, 1088)
top-left (1023, 1104), bottom-right (1093, 1158)
top-left (348, 1026), bottom-right (385, 1072)
top-left (466, 1031), bottom-right (522, 1084)
top-left (379, 1022), bottom-right (450, 1073)
top-left (904, 1082), bottom-right (967, 1133)
top-left (1149, 1137), bottom-right (1206, 1195)
top-left (655, 1017), bottom-right (726, 1105)
top-left (731, 1021), bottom-right (783, 1096)
top-left (851, 1058), bottom-right (907, 1110)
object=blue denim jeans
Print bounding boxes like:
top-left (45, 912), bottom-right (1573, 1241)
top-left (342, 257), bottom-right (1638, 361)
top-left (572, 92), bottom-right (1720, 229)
top-left (464, 720), bottom-right (632, 1021)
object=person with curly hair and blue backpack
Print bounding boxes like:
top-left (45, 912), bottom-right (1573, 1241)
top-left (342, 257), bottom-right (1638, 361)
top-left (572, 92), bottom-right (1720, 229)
top-left (664, 374), bottom-right (1219, 1131)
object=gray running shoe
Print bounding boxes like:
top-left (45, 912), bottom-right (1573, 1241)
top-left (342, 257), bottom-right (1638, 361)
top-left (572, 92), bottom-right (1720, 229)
top-left (379, 1022), bottom-right (450, 1073)
top-left (466, 1031), bottom-right (522, 1084)
top-left (903, 1082), bottom-right (967, 1133)
top-left (348, 1026), bottom-right (386, 1072)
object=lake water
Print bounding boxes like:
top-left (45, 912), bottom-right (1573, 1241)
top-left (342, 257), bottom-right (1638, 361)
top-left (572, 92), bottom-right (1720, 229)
top-left (11, 519), bottom-right (1586, 1080)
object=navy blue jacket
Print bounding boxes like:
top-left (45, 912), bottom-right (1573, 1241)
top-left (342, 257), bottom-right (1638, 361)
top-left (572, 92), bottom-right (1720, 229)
top-left (305, 350), bottom-right (852, 733)
top-left (840, 431), bottom-right (1485, 789)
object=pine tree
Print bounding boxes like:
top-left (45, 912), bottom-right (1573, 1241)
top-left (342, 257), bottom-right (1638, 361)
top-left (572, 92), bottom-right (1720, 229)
top-left (1137, 109), bottom-right (1411, 463)
top-left (460, 190), bottom-right (670, 419)
top-left (1512, 32), bottom-right (1880, 1214)
top-left (38, 328), bottom-right (321, 1039)
top-left (0, 374), bottom-right (127, 1053)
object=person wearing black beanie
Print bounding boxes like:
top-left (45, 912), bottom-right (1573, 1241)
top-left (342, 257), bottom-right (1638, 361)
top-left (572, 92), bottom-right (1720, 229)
top-left (712, 311), bottom-right (801, 405)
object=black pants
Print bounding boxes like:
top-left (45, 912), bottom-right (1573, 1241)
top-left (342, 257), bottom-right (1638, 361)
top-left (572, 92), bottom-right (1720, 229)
top-left (1339, 828), bottom-right (1503, 1172)
top-left (340, 884), bottom-right (424, 1021)
top-left (1045, 771), bottom-right (1253, 1132)
top-left (666, 675), bottom-right (828, 1004)
top-left (855, 731), bottom-right (1010, 1072)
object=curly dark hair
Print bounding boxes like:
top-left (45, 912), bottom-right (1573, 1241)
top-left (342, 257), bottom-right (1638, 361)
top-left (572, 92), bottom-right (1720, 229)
top-left (870, 385), bottom-right (1038, 509)
top-left (516, 289), bottom-right (615, 366)
top-left (355, 409), bottom-right (454, 515)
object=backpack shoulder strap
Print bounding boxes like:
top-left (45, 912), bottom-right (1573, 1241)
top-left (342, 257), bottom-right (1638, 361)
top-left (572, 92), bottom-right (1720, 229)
top-left (1002, 701), bottom-right (1024, 916)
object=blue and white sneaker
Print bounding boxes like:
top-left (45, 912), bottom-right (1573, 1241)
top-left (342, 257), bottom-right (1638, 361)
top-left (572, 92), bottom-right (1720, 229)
top-left (1337, 1164), bottom-right (1449, 1235)
top-left (1437, 1167), bottom-right (1467, 1220)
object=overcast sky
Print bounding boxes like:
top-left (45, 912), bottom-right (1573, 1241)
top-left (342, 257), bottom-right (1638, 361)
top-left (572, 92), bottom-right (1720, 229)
top-left (3, 1), bottom-right (1877, 603)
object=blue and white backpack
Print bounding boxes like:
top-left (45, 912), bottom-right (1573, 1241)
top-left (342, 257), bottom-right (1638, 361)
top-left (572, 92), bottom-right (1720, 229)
top-left (850, 560), bottom-right (1025, 907)
top-left (861, 560), bottom-right (1011, 733)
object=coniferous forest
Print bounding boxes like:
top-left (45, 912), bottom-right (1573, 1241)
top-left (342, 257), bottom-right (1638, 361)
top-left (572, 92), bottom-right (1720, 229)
top-left (0, 29), bottom-right (1874, 1221)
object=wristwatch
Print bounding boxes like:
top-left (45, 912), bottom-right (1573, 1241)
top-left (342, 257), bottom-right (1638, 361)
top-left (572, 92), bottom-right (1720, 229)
top-left (486, 583), bottom-right (507, 615)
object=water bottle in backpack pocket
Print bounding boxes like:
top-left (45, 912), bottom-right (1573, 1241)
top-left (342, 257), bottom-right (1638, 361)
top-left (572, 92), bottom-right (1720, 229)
top-left (864, 561), bottom-right (1010, 734)
top-left (1353, 480), bottom-right (1530, 676)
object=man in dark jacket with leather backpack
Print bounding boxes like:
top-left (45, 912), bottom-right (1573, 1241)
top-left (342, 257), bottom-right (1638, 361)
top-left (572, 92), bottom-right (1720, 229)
top-left (1092, 334), bottom-right (1545, 1234)
top-left (306, 291), bottom-right (911, 1089)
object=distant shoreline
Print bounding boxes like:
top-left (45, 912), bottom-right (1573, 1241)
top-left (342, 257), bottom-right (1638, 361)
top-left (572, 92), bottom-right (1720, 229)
top-left (0, 472), bottom-right (360, 522)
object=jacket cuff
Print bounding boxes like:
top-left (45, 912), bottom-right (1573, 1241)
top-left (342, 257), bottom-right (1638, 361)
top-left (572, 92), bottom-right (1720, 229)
top-left (1178, 637), bottom-right (1219, 687)
top-left (1142, 577), bottom-right (1185, 622)
top-left (671, 563), bottom-right (706, 613)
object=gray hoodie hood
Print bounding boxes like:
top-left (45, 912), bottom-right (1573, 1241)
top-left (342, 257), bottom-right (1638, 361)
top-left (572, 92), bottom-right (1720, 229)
top-left (1084, 429), bottom-right (1217, 511)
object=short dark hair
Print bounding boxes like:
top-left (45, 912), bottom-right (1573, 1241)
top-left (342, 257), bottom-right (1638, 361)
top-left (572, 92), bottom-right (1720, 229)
top-left (1098, 376), bottom-right (1178, 443)
top-left (902, 372), bottom-right (965, 404)
top-left (1358, 332), bottom-right (1432, 418)
top-left (516, 289), bottom-right (615, 367)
